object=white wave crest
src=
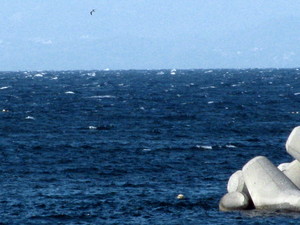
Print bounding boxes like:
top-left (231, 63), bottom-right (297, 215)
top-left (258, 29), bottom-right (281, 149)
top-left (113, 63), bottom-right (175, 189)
top-left (34, 73), bottom-right (44, 77)
top-left (89, 95), bottom-right (116, 99)
top-left (65, 91), bottom-right (75, 94)
top-left (200, 86), bottom-right (216, 89)
top-left (225, 144), bottom-right (237, 148)
top-left (196, 145), bottom-right (213, 150)
top-left (87, 72), bottom-right (96, 77)
top-left (25, 116), bottom-right (35, 120)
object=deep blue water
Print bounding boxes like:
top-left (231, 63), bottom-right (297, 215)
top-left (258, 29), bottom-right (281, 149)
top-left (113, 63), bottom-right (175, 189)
top-left (1, 69), bottom-right (300, 224)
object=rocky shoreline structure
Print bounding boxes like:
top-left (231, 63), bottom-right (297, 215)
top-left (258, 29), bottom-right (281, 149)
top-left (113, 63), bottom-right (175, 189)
top-left (220, 126), bottom-right (300, 212)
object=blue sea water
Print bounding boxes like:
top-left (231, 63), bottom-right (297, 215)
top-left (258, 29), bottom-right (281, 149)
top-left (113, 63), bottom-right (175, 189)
top-left (1, 69), bottom-right (300, 224)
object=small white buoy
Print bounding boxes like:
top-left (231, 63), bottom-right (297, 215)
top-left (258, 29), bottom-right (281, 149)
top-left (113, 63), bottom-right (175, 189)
top-left (176, 194), bottom-right (185, 200)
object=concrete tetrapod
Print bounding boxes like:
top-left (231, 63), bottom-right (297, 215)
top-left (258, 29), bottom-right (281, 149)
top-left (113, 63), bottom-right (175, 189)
top-left (286, 126), bottom-right (300, 161)
top-left (277, 162), bottom-right (290, 172)
top-left (227, 170), bottom-right (250, 197)
top-left (219, 191), bottom-right (250, 211)
top-left (242, 156), bottom-right (300, 211)
top-left (282, 160), bottom-right (300, 189)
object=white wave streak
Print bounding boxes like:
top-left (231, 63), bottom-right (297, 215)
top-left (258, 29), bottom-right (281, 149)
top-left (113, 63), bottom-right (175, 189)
top-left (34, 73), bottom-right (44, 77)
top-left (196, 145), bottom-right (213, 150)
top-left (89, 95), bottom-right (116, 99)
top-left (200, 86), bottom-right (216, 89)
top-left (87, 72), bottom-right (96, 77)
top-left (65, 91), bottom-right (75, 94)
top-left (25, 116), bottom-right (35, 120)
top-left (0, 86), bottom-right (9, 90)
top-left (226, 144), bottom-right (237, 148)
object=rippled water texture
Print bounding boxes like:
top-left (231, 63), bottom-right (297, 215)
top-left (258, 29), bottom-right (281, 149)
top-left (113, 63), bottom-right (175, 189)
top-left (1, 69), bottom-right (300, 224)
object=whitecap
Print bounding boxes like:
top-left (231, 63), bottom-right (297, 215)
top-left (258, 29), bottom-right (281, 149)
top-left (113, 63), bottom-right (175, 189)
top-left (34, 73), bottom-right (44, 77)
top-left (88, 126), bottom-right (97, 130)
top-left (87, 72), bottom-right (96, 77)
top-left (294, 93), bottom-right (300, 96)
top-left (226, 144), bottom-right (237, 148)
top-left (89, 95), bottom-right (116, 99)
top-left (0, 86), bottom-right (9, 90)
top-left (170, 69), bottom-right (176, 75)
top-left (196, 145), bottom-right (213, 150)
top-left (200, 86), bottom-right (216, 89)
top-left (65, 91), bottom-right (75, 94)
top-left (208, 101), bottom-right (214, 104)
top-left (25, 116), bottom-right (35, 120)
top-left (291, 111), bottom-right (300, 114)
top-left (142, 148), bottom-right (152, 152)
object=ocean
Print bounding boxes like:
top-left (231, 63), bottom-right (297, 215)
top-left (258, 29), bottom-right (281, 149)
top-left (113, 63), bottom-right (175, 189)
top-left (1, 69), bottom-right (300, 224)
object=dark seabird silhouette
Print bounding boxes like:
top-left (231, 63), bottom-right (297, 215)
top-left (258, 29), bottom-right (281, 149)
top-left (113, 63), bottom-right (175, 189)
top-left (90, 9), bottom-right (95, 15)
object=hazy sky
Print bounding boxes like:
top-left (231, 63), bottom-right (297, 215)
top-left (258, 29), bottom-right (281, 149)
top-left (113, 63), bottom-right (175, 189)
top-left (1, 0), bottom-right (300, 70)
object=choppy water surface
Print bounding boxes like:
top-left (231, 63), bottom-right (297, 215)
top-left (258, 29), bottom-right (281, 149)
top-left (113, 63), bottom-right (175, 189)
top-left (1, 69), bottom-right (300, 224)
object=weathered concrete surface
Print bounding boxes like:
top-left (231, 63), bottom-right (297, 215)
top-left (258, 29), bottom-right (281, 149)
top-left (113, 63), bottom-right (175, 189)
top-left (286, 126), bottom-right (300, 161)
top-left (278, 162), bottom-right (290, 172)
top-left (282, 160), bottom-right (300, 189)
top-left (227, 170), bottom-right (250, 197)
top-left (243, 156), bottom-right (300, 211)
top-left (219, 191), bottom-right (249, 211)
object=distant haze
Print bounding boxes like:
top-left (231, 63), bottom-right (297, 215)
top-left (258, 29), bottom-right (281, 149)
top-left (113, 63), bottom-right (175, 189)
top-left (0, 0), bottom-right (300, 70)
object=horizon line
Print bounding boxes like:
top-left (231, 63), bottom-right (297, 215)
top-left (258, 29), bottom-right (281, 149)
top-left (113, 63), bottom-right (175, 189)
top-left (0, 67), bottom-right (299, 72)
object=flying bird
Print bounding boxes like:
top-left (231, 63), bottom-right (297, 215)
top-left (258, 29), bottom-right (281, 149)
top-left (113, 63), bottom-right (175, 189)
top-left (90, 9), bottom-right (95, 15)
